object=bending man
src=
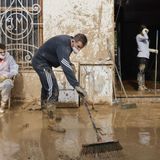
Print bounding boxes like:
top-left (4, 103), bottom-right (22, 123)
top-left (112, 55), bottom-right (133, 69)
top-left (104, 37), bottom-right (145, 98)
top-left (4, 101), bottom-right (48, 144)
top-left (32, 33), bottom-right (88, 132)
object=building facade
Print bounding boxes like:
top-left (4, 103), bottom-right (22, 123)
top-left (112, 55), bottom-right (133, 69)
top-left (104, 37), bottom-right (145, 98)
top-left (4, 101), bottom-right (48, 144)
top-left (0, 0), bottom-right (114, 105)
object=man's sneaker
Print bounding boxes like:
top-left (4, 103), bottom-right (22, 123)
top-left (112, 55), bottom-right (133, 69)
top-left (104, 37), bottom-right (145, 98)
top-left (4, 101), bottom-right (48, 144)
top-left (142, 85), bottom-right (148, 90)
top-left (46, 103), bottom-right (56, 119)
top-left (138, 86), bottom-right (145, 91)
top-left (55, 116), bottom-right (62, 122)
top-left (1, 101), bottom-right (6, 109)
top-left (0, 108), bottom-right (4, 113)
top-left (47, 110), bottom-right (54, 119)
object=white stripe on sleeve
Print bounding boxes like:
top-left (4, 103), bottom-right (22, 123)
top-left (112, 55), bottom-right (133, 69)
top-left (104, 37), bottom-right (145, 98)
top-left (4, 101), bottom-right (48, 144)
top-left (61, 58), bottom-right (73, 70)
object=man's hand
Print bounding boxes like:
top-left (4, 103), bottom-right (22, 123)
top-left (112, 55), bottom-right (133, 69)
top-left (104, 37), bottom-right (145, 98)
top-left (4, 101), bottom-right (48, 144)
top-left (75, 86), bottom-right (87, 97)
top-left (142, 28), bottom-right (149, 34)
top-left (155, 49), bottom-right (158, 54)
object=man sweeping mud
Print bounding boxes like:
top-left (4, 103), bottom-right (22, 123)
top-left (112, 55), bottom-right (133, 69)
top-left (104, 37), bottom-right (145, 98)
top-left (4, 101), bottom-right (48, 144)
top-left (32, 33), bottom-right (88, 132)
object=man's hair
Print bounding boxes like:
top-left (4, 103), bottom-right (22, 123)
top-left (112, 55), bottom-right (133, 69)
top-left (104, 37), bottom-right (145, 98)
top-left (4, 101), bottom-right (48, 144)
top-left (73, 33), bottom-right (88, 46)
top-left (0, 43), bottom-right (6, 50)
top-left (139, 25), bottom-right (147, 33)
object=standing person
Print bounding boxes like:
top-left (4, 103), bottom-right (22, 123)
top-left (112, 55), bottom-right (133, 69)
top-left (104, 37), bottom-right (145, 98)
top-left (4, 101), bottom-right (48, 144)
top-left (136, 25), bottom-right (158, 91)
top-left (0, 44), bottom-right (19, 113)
top-left (32, 33), bottom-right (88, 132)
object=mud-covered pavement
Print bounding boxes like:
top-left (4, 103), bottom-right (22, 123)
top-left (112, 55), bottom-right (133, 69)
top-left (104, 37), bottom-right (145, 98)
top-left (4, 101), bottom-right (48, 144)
top-left (0, 103), bottom-right (160, 160)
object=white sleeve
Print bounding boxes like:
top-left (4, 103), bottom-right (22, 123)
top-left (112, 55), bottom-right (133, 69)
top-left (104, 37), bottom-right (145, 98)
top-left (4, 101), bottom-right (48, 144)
top-left (8, 56), bottom-right (19, 78)
top-left (138, 33), bottom-right (149, 41)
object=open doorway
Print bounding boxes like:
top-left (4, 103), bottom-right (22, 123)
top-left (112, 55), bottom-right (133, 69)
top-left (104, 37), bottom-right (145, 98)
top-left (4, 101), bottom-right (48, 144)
top-left (115, 0), bottom-right (160, 97)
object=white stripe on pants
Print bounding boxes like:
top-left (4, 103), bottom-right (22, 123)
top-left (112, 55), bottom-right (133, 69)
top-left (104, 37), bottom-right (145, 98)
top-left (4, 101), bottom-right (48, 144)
top-left (44, 69), bottom-right (53, 101)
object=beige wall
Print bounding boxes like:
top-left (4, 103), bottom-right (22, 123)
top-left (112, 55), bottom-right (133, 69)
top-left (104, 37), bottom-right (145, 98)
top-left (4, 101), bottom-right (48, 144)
top-left (12, 71), bottom-right (41, 102)
top-left (43, 0), bottom-right (114, 104)
top-left (43, 0), bottom-right (114, 64)
top-left (13, 0), bottom-right (114, 105)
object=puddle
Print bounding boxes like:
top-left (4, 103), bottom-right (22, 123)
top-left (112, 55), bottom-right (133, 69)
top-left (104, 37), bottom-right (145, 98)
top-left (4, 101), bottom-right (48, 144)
top-left (0, 103), bottom-right (160, 159)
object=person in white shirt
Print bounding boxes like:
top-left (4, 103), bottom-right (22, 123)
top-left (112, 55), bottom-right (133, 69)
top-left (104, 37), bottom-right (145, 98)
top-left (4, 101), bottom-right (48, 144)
top-left (136, 25), bottom-right (158, 91)
top-left (0, 44), bottom-right (19, 113)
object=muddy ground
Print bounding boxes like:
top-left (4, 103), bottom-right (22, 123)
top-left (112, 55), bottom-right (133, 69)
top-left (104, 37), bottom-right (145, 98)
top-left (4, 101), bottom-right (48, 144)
top-left (0, 102), bottom-right (160, 160)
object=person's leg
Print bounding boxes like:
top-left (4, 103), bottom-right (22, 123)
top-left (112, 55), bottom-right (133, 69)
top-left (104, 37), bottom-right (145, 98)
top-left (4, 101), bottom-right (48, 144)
top-left (137, 58), bottom-right (148, 91)
top-left (43, 67), bottom-right (62, 119)
top-left (41, 88), bottom-right (47, 109)
top-left (43, 67), bottom-right (59, 104)
top-left (0, 79), bottom-right (13, 111)
top-left (32, 58), bottom-right (50, 117)
top-left (142, 58), bottom-right (148, 89)
top-left (42, 67), bottom-right (65, 132)
top-left (32, 59), bottom-right (64, 132)
top-left (32, 57), bottom-right (59, 107)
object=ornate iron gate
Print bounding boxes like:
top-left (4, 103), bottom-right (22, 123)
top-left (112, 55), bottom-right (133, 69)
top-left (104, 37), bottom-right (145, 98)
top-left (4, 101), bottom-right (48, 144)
top-left (0, 0), bottom-right (43, 70)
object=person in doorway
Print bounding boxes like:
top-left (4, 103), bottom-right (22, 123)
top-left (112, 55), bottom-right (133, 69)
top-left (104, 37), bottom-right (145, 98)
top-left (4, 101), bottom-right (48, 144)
top-left (0, 43), bottom-right (19, 113)
top-left (32, 33), bottom-right (88, 132)
top-left (136, 25), bottom-right (158, 91)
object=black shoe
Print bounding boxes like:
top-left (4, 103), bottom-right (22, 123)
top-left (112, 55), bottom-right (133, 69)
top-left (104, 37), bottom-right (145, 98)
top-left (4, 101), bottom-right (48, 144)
top-left (55, 116), bottom-right (62, 122)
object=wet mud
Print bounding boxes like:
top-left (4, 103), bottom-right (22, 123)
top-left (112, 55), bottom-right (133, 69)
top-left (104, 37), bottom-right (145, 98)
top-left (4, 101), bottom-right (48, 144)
top-left (0, 103), bottom-right (160, 159)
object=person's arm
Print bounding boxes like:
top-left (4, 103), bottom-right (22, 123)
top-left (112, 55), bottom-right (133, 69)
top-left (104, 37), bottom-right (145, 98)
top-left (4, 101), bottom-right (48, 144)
top-left (70, 63), bottom-right (76, 74)
top-left (141, 28), bottom-right (158, 54)
top-left (142, 28), bottom-right (149, 38)
top-left (57, 46), bottom-right (87, 97)
top-left (149, 48), bottom-right (158, 54)
top-left (57, 46), bottom-right (79, 88)
top-left (138, 32), bottom-right (149, 41)
top-left (8, 56), bottom-right (19, 78)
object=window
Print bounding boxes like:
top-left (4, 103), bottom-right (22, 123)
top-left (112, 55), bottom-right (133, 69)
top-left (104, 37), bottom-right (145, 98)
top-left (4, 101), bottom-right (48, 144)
top-left (0, 0), bottom-right (43, 69)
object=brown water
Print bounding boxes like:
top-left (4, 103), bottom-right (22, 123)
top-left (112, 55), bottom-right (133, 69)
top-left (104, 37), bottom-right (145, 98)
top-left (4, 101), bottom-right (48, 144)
top-left (0, 103), bottom-right (160, 160)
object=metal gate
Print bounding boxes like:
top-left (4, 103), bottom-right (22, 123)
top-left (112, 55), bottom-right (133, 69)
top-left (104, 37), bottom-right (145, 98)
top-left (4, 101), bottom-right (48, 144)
top-left (0, 0), bottom-right (43, 70)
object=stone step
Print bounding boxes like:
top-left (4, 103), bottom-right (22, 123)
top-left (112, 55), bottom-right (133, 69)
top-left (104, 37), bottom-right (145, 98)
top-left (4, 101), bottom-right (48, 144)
top-left (115, 96), bottom-right (160, 103)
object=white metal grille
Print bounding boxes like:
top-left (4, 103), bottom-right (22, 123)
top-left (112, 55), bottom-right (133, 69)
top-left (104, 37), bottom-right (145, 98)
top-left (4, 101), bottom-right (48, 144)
top-left (0, 0), bottom-right (43, 70)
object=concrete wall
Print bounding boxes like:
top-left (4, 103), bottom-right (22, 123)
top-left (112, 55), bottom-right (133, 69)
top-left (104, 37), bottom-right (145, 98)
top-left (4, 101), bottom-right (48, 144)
top-left (13, 0), bottom-right (114, 105)
top-left (43, 0), bottom-right (114, 64)
top-left (12, 71), bottom-right (41, 102)
top-left (43, 0), bottom-right (114, 104)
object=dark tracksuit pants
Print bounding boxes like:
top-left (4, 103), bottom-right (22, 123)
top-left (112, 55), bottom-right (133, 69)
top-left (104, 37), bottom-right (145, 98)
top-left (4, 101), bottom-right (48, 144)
top-left (32, 56), bottom-right (59, 109)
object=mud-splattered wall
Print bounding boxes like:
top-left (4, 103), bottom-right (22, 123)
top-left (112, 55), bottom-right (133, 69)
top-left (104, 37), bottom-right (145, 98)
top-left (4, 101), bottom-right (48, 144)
top-left (12, 0), bottom-right (114, 105)
top-left (44, 0), bottom-right (114, 63)
top-left (43, 0), bottom-right (114, 104)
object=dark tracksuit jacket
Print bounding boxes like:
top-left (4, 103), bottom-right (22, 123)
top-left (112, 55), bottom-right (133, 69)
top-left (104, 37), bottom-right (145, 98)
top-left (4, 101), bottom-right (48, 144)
top-left (32, 35), bottom-right (79, 106)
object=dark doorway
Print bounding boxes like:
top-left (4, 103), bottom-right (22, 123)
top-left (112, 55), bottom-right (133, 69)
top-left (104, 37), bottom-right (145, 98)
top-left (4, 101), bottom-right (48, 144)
top-left (115, 0), bottom-right (160, 91)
